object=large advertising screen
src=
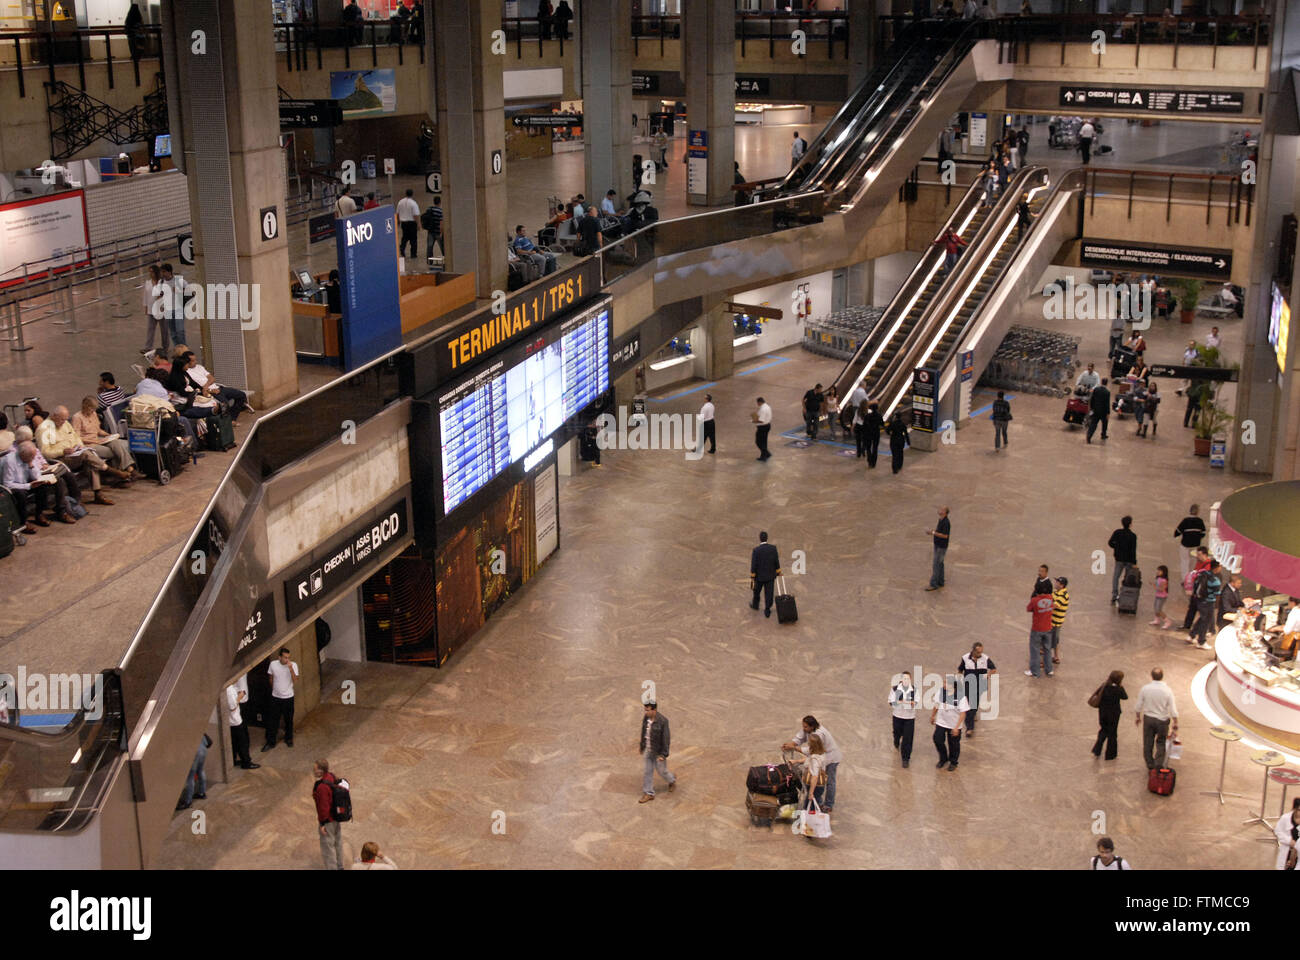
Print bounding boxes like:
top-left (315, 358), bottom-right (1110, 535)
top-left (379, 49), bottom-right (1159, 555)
top-left (1270, 282), bottom-right (1290, 376)
top-left (0, 191), bottom-right (91, 289)
top-left (438, 298), bottom-right (610, 516)
top-left (330, 69), bottom-right (397, 118)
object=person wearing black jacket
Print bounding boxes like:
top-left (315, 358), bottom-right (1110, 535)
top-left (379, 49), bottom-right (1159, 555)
top-left (803, 383), bottom-right (824, 439)
top-left (1218, 574), bottom-right (1244, 628)
top-left (750, 531), bottom-right (782, 618)
top-left (638, 700), bottom-right (675, 803)
top-left (1173, 504), bottom-right (1206, 584)
top-left (888, 412), bottom-right (910, 473)
top-left (1107, 515), bottom-right (1138, 605)
top-left (861, 401), bottom-right (885, 467)
top-left (1086, 378), bottom-right (1111, 443)
top-left (1091, 670), bottom-right (1128, 760)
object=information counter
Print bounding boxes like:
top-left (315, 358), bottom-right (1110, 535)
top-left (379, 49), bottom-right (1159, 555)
top-left (1214, 611), bottom-right (1300, 751)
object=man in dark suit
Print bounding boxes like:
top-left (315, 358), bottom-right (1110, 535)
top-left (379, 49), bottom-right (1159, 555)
top-left (1086, 378), bottom-right (1111, 443)
top-left (750, 531), bottom-right (782, 618)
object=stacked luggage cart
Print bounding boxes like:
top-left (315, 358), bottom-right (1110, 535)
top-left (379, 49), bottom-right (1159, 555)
top-left (979, 325), bottom-right (1082, 398)
top-left (801, 306), bottom-right (884, 361)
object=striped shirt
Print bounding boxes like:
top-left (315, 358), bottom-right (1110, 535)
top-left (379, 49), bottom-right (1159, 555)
top-left (425, 205), bottom-right (443, 233)
top-left (1052, 587), bottom-right (1070, 627)
top-left (97, 386), bottom-right (127, 409)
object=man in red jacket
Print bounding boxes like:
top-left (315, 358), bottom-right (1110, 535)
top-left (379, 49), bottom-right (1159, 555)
top-left (313, 759), bottom-right (345, 870)
top-left (1025, 584), bottom-right (1056, 678)
top-left (934, 227), bottom-right (966, 276)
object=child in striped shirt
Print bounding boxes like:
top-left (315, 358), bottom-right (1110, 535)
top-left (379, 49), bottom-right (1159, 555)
top-left (1051, 577), bottom-right (1069, 664)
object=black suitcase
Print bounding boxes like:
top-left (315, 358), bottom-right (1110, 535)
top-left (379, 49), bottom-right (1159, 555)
top-left (775, 576), bottom-right (798, 624)
top-left (204, 412), bottom-right (236, 451)
top-left (1117, 583), bottom-right (1141, 615)
top-left (746, 761), bottom-right (798, 796)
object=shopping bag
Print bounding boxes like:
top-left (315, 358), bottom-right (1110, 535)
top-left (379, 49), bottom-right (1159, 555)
top-left (803, 799), bottom-right (832, 839)
top-left (778, 803), bottom-right (798, 821)
top-left (1167, 737), bottom-right (1183, 761)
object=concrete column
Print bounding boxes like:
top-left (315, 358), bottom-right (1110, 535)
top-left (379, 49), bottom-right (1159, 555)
top-left (164, 0), bottom-right (298, 407)
top-left (701, 298), bottom-right (734, 380)
top-left (1231, 0), bottom-right (1298, 477)
top-left (849, 0), bottom-right (877, 91)
top-left (581, 0), bottom-right (635, 205)
top-left (683, 0), bottom-right (735, 207)
top-left (430, 0), bottom-right (507, 298)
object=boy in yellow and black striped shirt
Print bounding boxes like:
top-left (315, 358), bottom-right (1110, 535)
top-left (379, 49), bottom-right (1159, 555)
top-left (1051, 577), bottom-right (1069, 664)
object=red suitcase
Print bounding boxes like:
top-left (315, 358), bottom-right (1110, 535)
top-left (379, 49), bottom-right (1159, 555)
top-left (1148, 766), bottom-right (1176, 796)
top-left (1063, 397), bottom-right (1089, 425)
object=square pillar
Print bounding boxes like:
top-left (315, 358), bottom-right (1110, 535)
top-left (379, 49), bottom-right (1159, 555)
top-left (683, 0), bottom-right (735, 207)
top-left (580, 0), bottom-right (635, 204)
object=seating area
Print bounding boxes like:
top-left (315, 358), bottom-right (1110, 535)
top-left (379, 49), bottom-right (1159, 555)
top-left (0, 347), bottom-right (252, 555)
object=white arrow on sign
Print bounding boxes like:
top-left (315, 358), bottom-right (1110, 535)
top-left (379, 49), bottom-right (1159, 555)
top-left (297, 582), bottom-right (309, 600)
top-left (1064, 91), bottom-right (1074, 101)
top-left (1215, 259), bottom-right (1226, 268)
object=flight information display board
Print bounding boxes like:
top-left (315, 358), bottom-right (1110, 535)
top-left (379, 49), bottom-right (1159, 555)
top-left (439, 298), bottom-right (610, 515)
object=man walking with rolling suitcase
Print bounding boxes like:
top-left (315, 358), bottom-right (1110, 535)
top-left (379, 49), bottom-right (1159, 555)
top-left (1107, 515), bottom-right (1138, 605)
top-left (750, 531), bottom-right (781, 619)
top-left (1135, 668), bottom-right (1178, 770)
top-left (638, 700), bottom-right (675, 803)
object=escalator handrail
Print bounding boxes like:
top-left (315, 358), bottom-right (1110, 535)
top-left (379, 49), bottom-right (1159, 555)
top-left (868, 165), bottom-right (1047, 413)
top-left (922, 167), bottom-right (1089, 385)
top-left (831, 175), bottom-right (987, 399)
top-left (876, 166), bottom-right (1063, 418)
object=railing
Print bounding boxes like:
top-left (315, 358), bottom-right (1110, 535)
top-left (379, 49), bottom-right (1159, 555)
top-left (274, 20), bottom-right (424, 72)
top-left (877, 14), bottom-right (1271, 69)
top-left (628, 12), bottom-right (848, 59)
top-left (1083, 167), bottom-right (1253, 228)
top-left (500, 17), bottom-right (569, 58)
top-left (0, 25), bottom-right (163, 96)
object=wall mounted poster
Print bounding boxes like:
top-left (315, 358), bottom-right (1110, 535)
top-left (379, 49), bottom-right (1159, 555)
top-left (330, 69), bottom-right (397, 118)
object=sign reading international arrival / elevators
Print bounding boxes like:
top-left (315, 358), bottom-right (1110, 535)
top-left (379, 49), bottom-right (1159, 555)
top-left (1080, 238), bottom-right (1233, 280)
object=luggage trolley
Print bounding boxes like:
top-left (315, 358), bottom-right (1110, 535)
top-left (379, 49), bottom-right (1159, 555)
top-left (126, 407), bottom-right (187, 485)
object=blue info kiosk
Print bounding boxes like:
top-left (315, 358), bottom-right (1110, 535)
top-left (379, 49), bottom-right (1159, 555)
top-left (335, 205), bottom-right (403, 370)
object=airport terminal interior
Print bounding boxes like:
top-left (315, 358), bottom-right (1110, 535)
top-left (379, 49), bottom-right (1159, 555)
top-left (1, 0), bottom-right (1299, 877)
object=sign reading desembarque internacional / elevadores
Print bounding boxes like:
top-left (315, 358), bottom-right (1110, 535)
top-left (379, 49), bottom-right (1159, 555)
top-left (1080, 238), bottom-right (1233, 280)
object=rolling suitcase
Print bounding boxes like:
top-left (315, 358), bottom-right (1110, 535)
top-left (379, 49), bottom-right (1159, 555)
top-left (746, 789), bottom-right (781, 827)
top-left (746, 761), bottom-right (798, 797)
top-left (1117, 584), bottom-right (1141, 614)
top-left (204, 412), bottom-right (236, 452)
top-left (775, 576), bottom-right (798, 624)
top-left (1148, 766), bottom-right (1176, 796)
top-left (1063, 397), bottom-right (1088, 425)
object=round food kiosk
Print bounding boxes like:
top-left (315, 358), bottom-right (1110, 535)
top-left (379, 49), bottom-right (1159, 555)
top-left (1194, 481), bottom-right (1300, 757)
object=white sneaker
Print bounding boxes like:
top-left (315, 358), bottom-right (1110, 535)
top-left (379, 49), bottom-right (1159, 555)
top-left (1024, 670), bottom-right (1036, 677)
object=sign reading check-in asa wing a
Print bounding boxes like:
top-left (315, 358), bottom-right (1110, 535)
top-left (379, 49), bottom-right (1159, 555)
top-left (1059, 86), bottom-right (1246, 114)
top-left (283, 497), bottom-right (410, 622)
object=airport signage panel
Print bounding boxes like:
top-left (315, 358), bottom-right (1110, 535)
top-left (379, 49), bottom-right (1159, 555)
top-left (1080, 238), bottom-right (1232, 279)
top-left (1059, 86), bottom-right (1244, 114)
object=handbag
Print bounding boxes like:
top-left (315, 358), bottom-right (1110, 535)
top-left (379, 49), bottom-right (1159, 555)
top-left (64, 496), bottom-right (87, 519)
top-left (1087, 685), bottom-right (1103, 709)
top-left (1167, 736), bottom-right (1183, 761)
top-left (793, 796), bottom-right (832, 839)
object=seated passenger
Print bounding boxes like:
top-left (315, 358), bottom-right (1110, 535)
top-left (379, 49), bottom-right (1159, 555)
top-left (97, 371), bottom-right (129, 409)
top-left (22, 400), bottom-right (49, 433)
top-left (0, 413), bottom-right (13, 456)
top-left (1, 440), bottom-right (77, 527)
top-left (179, 351), bottom-right (252, 419)
top-left (167, 352), bottom-right (221, 420)
top-left (72, 396), bottom-right (136, 481)
top-left (135, 367), bottom-right (171, 400)
top-left (36, 405), bottom-right (113, 505)
top-left (512, 225), bottom-right (556, 276)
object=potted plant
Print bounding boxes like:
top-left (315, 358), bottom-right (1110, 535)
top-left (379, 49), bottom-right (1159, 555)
top-left (1178, 279), bottom-right (1203, 324)
top-left (1192, 395), bottom-right (1233, 457)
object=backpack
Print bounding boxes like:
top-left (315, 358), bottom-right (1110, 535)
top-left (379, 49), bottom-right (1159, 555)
top-left (317, 775), bottom-right (353, 822)
top-left (1194, 570), bottom-right (1219, 601)
top-left (420, 207), bottom-right (438, 231)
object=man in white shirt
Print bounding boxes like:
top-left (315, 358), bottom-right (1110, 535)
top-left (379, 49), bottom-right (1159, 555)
top-left (263, 647), bottom-right (299, 752)
top-left (160, 263), bottom-right (188, 348)
top-left (187, 359), bottom-right (252, 419)
top-left (1218, 284), bottom-right (1237, 308)
top-left (1090, 836), bottom-right (1133, 870)
top-left (753, 396), bottom-right (772, 461)
top-left (1078, 119), bottom-right (1096, 164)
top-left (396, 188), bottom-right (421, 260)
top-left (227, 676), bottom-right (260, 770)
top-left (790, 130), bottom-right (807, 168)
top-left (890, 672), bottom-right (918, 768)
top-left (1075, 362), bottom-right (1101, 393)
top-left (931, 678), bottom-right (968, 771)
top-left (1134, 667), bottom-right (1178, 769)
top-left (783, 715), bottom-right (843, 812)
top-left (698, 393), bottom-right (716, 455)
top-left (1206, 326), bottom-right (1222, 349)
top-left (334, 185), bottom-right (358, 219)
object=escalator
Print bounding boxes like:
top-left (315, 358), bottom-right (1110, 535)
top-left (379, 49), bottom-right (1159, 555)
top-left (867, 167), bottom-right (1088, 422)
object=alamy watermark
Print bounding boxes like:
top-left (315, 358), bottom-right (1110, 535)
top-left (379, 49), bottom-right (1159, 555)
top-left (0, 668), bottom-right (104, 720)
top-left (596, 406), bottom-right (704, 461)
top-left (150, 283), bottom-right (261, 330)
top-left (1043, 278), bottom-right (1152, 330)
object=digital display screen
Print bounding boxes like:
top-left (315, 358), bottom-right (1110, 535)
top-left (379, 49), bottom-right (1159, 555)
top-left (1270, 282), bottom-right (1289, 376)
top-left (153, 134), bottom-right (172, 157)
top-left (439, 299), bottom-right (610, 516)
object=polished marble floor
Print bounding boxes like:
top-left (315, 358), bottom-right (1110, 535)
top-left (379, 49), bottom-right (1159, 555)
top-left (153, 286), bottom-right (1279, 870)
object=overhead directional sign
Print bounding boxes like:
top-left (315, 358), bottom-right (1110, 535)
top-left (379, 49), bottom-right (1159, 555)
top-left (278, 99), bottom-right (344, 129)
top-left (1080, 238), bottom-right (1233, 280)
top-left (1059, 86), bottom-right (1245, 114)
top-left (736, 76), bottom-right (770, 96)
top-left (282, 497), bottom-right (409, 621)
top-left (511, 113), bottom-right (583, 128)
top-left (1146, 363), bottom-right (1239, 382)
